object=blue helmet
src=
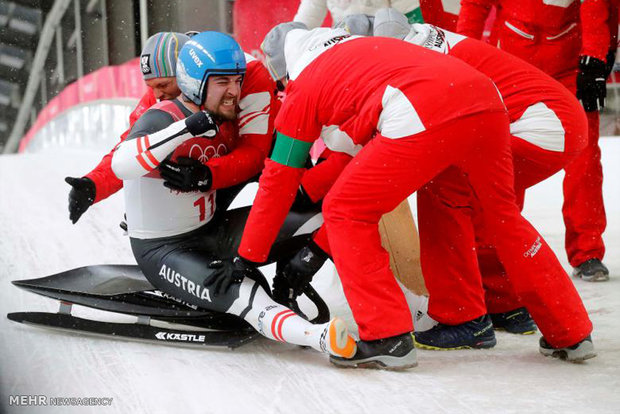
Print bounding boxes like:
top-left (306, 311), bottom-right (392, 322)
top-left (176, 31), bottom-right (247, 105)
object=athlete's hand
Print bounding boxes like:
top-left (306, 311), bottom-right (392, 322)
top-left (577, 55), bottom-right (607, 112)
top-left (160, 157), bottom-right (212, 192)
top-left (65, 176), bottom-right (96, 224)
top-left (272, 241), bottom-right (328, 304)
top-left (185, 110), bottom-right (218, 137)
top-left (205, 256), bottom-right (263, 297)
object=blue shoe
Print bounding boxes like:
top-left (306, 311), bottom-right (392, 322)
top-left (414, 315), bottom-right (496, 350)
top-left (490, 307), bottom-right (537, 335)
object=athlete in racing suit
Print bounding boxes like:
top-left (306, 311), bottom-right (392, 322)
top-left (108, 32), bottom-right (357, 359)
top-left (65, 32), bottom-right (191, 224)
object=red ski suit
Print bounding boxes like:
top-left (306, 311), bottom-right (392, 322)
top-left (457, 0), bottom-right (616, 267)
top-left (412, 27), bottom-right (588, 320)
top-left (237, 35), bottom-right (592, 346)
top-left (82, 57), bottom-right (280, 203)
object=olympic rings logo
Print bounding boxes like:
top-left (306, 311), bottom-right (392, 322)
top-left (188, 143), bottom-right (228, 163)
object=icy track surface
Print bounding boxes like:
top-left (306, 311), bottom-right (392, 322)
top-left (1, 139), bottom-right (619, 414)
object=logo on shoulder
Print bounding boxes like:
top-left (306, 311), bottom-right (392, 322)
top-left (323, 34), bottom-right (351, 48)
top-left (424, 26), bottom-right (448, 53)
top-left (309, 33), bottom-right (352, 51)
top-left (141, 54), bottom-right (152, 75)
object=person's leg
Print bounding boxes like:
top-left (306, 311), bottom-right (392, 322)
top-left (461, 122), bottom-right (593, 350)
top-left (417, 167), bottom-right (487, 325)
top-left (563, 112), bottom-right (607, 278)
top-left (553, 54), bottom-right (608, 280)
top-left (479, 93), bottom-right (588, 329)
top-left (323, 113), bottom-right (496, 341)
top-left (416, 140), bottom-right (569, 334)
top-left (324, 127), bottom-right (470, 369)
top-left (482, 138), bottom-right (573, 315)
top-left (130, 235), bottom-right (355, 357)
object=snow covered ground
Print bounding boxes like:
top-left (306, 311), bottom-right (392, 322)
top-left (1, 139), bottom-right (619, 414)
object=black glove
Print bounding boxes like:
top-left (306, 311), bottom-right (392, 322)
top-left (65, 176), bottom-right (96, 224)
top-left (290, 184), bottom-right (321, 212)
top-left (272, 241), bottom-right (329, 304)
top-left (160, 157), bottom-right (212, 192)
top-left (577, 55), bottom-right (607, 112)
top-left (185, 110), bottom-right (218, 137)
top-left (204, 256), bottom-right (263, 297)
top-left (605, 48), bottom-right (617, 79)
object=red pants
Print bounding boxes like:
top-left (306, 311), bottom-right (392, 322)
top-left (498, 22), bottom-right (606, 267)
top-left (420, 101), bottom-right (588, 316)
top-left (419, 139), bottom-right (581, 317)
top-left (323, 112), bottom-right (592, 347)
top-left (563, 112), bottom-right (606, 266)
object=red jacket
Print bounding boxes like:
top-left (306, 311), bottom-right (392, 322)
top-left (457, 0), bottom-right (615, 61)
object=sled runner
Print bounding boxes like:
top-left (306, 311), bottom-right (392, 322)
top-left (8, 264), bottom-right (259, 349)
top-left (8, 263), bottom-right (331, 349)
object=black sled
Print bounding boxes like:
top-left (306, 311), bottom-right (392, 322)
top-left (7, 264), bottom-right (260, 349)
top-left (8, 204), bottom-right (331, 349)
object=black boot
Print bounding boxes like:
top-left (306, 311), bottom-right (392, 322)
top-left (330, 332), bottom-right (417, 371)
top-left (573, 259), bottom-right (609, 282)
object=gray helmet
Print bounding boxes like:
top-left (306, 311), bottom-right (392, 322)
top-left (140, 32), bottom-right (191, 80)
top-left (261, 21), bottom-right (308, 81)
top-left (374, 8), bottom-right (411, 40)
top-left (335, 14), bottom-right (374, 36)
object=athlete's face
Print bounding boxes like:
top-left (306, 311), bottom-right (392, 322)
top-left (145, 77), bottom-right (181, 101)
top-left (203, 75), bottom-right (243, 121)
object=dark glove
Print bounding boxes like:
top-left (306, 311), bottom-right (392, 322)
top-left (160, 157), bottom-right (212, 192)
top-left (185, 110), bottom-right (218, 137)
top-left (605, 48), bottom-right (617, 79)
top-left (204, 256), bottom-right (263, 297)
top-left (65, 176), bottom-right (96, 224)
top-left (577, 55), bottom-right (607, 112)
top-left (272, 241), bottom-right (329, 304)
top-left (290, 185), bottom-right (321, 212)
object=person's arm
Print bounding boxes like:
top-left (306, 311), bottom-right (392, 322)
top-left (66, 90), bottom-right (157, 223)
top-left (581, 0), bottom-right (612, 61)
top-left (111, 109), bottom-right (217, 180)
top-left (456, 0), bottom-right (498, 39)
top-left (237, 135), bottom-right (311, 263)
top-left (293, 0), bottom-right (328, 29)
top-left (300, 151), bottom-right (352, 202)
top-left (86, 89), bottom-right (158, 202)
top-left (578, 0), bottom-right (614, 111)
top-left (238, 80), bottom-right (322, 263)
top-left (207, 61), bottom-right (278, 189)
